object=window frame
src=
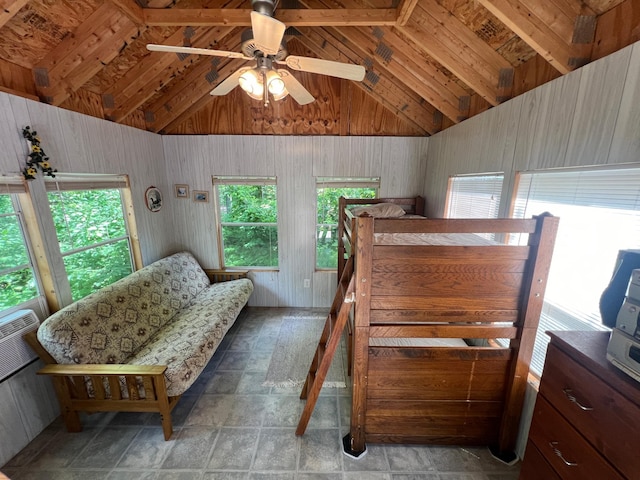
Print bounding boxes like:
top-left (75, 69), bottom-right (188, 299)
top-left (0, 178), bottom-right (46, 313)
top-left (213, 176), bottom-right (279, 269)
top-left (315, 177), bottom-right (380, 270)
top-left (44, 173), bottom-right (141, 304)
top-left (445, 172), bottom-right (504, 219)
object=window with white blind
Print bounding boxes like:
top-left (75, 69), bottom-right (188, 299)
top-left (446, 173), bottom-right (504, 218)
top-left (45, 174), bottom-right (137, 302)
top-left (316, 177), bottom-right (379, 269)
top-left (512, 165), bottom-right (640, 375)
top-left (446, 173), bottom-right (504, 241)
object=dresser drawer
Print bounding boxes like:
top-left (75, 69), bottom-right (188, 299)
top-left (540, 344), bottom-right (640, 478)
top-left (520, 440), bottom-right (561, 480)
top-left (528, 396), bottom-right (624, 480)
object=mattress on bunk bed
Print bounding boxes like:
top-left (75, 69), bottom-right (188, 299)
top-left (369, 337), bottom-right (469, 347)
top-left (374, 232), bottom-right (496, 246)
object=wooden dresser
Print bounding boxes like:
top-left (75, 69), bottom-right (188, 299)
top-left (520, 331), bottom-right (640, 480)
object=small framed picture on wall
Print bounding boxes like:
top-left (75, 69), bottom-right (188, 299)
top-left (175, 184), bottom-right (189, 198)
top-left (144, 186), bottom-right (162, 212)
top-left (193, 190), bottom-right (209, 203)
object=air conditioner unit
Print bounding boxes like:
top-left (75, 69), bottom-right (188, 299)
top-left (0, 309), bottom-right (39, 382)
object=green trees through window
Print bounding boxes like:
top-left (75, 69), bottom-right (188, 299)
top-left (316, 186), bottom-right (376, 269)
top-left (48, 189), bottom-right (133, 301)
top-left (217, 183), bottom-right (278, 267)
top-left (0, 195), bottom-right (38, 309)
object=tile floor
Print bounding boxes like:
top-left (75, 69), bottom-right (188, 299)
top-left (1, 307), bottom-right (521, 480)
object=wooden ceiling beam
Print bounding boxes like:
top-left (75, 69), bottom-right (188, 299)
top-left (299, 27), bottom-right (439, 134)
top-left (0, 0), bottom-right (29, 29)
top-left (334, 26), bottom-right (460, 122)
top-left (396, 0), bottom-right (513, 106)
top-left (158, 58), bottom-right (245, 134)
top-left (104, 26), bottom-right (235, 122)
top-left (396, 0), bottom-right (419, 26)
top-left (107, 0), bottom-right (145, 26)
top-left (352, 27), bottom-right (469, 123)
top-left (294, 0), bottom-right (438, 132)
top-left (476, 0), bottom-right (595, 74)
top-left (144, 31), bottom-right (246, 132)
top-left (32, 3), bottom-right (139, 106)
top-left (143, 8), bottom-right (397, 27)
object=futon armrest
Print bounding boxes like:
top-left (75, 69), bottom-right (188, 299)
top-left (37, 363), bottom-right (167, 376)
top-left (203, 269), bottom-right (249, 283)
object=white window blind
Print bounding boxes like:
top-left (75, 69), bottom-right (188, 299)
top-left (513, 165), bottom-right (640, 375)
top-left (213, 176), bottom-right (275, 186)
top-left (446, 173), bottom-right (503, 219)
top-left (0, 176), bottom-right (27, 194)
top-left (316, 177), bottom-right (380, 189)
top-left (44, 173), bottom-right (129, 191)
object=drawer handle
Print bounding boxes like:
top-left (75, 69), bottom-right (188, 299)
top-left (563, 388), bottom-right (594, 411)
top-left (549, 442), bottom-right (578, 467)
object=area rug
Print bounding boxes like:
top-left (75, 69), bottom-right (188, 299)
top-left (263, 313), bottom-right (348, 388)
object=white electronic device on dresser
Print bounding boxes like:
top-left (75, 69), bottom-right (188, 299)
top-left (606, 268), bottom-right (640, 382)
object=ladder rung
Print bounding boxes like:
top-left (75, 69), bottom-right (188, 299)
top-left (297, 269), bottom-right (355, 436)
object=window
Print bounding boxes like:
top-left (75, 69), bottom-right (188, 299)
top-left (214, 177), bottom-right (278, 268)
top-left (0, 181), bottom-right (40, 309)
top-left (512, 166), bottom-right (640, 375)
top-left (446, 173), bottom-right (504, 219)
top-left (316, 178), bottom-right (379, 269)
top-left (46, 174), bottom-right (136, 302)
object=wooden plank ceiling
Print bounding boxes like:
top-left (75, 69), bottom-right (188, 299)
top-left (0, 0), bottom-right (637, 136)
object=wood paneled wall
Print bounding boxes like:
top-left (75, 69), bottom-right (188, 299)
top-left (423, 40), bottom-right (640, 218)
top-left (0, 92), bottom-right (173, 269)
top-left (1, 89), bottom-right (428, 309)
top-left (161, 134), bottom-right (428, 307)
top-left (422, 41), bottom-right (640, 460)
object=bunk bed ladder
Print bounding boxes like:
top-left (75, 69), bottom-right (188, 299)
top-left (296, 256), bottom-right (355, 436)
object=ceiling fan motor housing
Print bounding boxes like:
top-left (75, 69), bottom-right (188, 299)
top-left (251, 0), bottom-right (276, 17)
top-left (241, 27), bottom-right (287, 60)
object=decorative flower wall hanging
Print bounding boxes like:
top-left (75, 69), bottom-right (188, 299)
top-left (22, 126), bottom-right (57, 180)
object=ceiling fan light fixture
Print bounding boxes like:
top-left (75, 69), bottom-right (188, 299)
top-left (271, 88), bottom-right (289, 102)
top-left (239, 69), bottom-right (263, 99)
top-left (266, 70), bottom-right (285, 96)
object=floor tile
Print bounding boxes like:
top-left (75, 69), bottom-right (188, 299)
top-left (252, 428), bottom-right (298, 471)
top-left (3, 307), bottom-right (521, 479)
top-left (384, 445), bottom-right (435, 472)
top-left (156, 471), bottom-right (203, 480)
top-left (117, 427), bottom-right (174, 469)
top-left (107, 471), bottom-right (158, 480)
top-left (204, 371), bottom-right (243, 394)
top-left (29, 427), bottom-right (100, 468)
top-left (298, 429), bottom-right (342, 472)
top-left (161, 426), bottom-right (218, 470)
top-left (206, 428), bottom-right (259, 470)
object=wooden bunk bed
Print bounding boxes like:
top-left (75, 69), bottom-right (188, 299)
top-left (335, 196), bottom-right (559, 461)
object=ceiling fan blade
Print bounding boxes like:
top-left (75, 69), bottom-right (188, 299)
top-left (147, 44), bottom-right (252, 60)
top-left (284, 56), bottom-right (366, 81)
top-left (250, 11), bottom-right (285, 56)
top-left (210, 67), bottom-right (251, 96)
top-left (277, 70), bottom-right (314, 105)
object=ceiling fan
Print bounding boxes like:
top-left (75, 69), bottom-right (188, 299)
top-left (146, 0), bottom-right (366, 106)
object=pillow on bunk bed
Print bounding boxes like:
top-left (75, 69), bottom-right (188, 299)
top-left (351, 202), bottom-right (406, 218)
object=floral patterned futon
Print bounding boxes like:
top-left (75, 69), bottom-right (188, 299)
top-left (37, 252), bottom-right (253, 397)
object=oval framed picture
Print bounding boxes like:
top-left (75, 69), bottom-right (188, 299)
top-left (145, 186), bottom-right (162, 212)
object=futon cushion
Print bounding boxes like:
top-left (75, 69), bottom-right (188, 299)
top-left (127, 278), bottom-right (254, 396)
top-left (37, 252), bottom-right (211, 365)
